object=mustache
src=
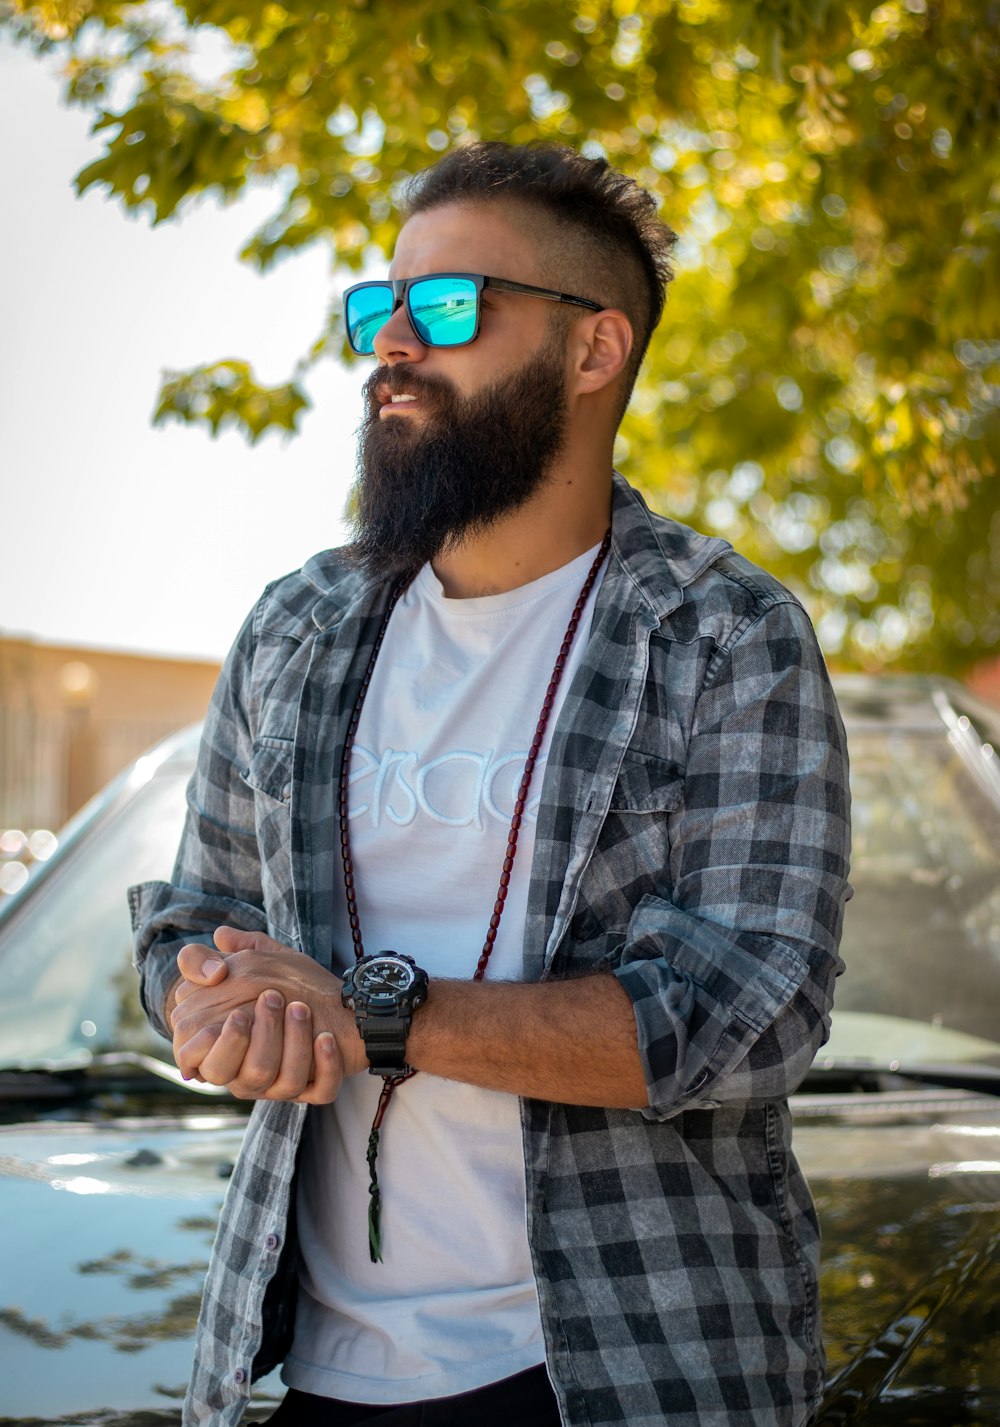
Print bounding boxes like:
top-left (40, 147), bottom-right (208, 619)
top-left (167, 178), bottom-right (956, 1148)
top-left (361, 364), bottom-right (457, 418)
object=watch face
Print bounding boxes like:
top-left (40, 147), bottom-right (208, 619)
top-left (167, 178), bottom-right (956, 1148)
top-left (356, 956), bottom-right (416, 998)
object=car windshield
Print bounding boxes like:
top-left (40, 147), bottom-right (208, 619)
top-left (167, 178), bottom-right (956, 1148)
top-left (829, 716), bottom-right (1000, 1068)
top-left (2, 686), bottom-right (1000, 1076)
top-left (0, 763), bottom-right (191, 1068)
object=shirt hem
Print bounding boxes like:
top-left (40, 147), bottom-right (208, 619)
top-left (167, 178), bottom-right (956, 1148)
top-left (280, 1343), bottom-right (547, 1404)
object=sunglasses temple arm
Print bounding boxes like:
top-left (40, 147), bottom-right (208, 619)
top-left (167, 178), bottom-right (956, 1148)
top-left (485, 277), bottom-right (602, 312)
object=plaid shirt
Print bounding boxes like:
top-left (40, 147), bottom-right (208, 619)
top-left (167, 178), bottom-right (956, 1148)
top-left (132, 474), bottom-right (851, 1427)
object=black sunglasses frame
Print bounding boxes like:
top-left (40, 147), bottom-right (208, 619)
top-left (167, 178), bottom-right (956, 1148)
top-left (343, 272), bottom-right (605, 355)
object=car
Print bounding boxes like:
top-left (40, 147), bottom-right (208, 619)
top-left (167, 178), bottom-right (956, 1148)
top-left (2, 676), bottom-right (1000, 1425)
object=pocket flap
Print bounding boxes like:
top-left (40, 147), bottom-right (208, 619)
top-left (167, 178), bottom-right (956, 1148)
top-left (609, 753), bottom-right (683, 815)
top-left (241, 738), bottom-right (293, 804)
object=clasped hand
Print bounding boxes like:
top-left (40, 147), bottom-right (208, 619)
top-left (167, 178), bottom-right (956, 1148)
top-left (169, 926), bottom-right (365, 1103)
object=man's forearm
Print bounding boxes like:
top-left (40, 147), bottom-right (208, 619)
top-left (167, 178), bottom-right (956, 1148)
top-left (404, 973), bottom-right (649, 1108)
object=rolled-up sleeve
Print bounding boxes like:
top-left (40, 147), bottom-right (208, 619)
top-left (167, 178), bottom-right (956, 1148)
top-left (612, 596), bottom-right (851, 1118)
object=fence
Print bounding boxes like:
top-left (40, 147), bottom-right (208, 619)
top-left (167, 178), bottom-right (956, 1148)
top-left (0, 705), bottom-right (187, 834)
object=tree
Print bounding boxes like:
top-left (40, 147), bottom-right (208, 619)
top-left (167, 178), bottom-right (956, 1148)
top-left (4, 0), bottom-right (999, 670)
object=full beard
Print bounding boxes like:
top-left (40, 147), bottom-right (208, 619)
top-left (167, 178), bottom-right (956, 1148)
top-left (347, 332), bottom-right (568, 581)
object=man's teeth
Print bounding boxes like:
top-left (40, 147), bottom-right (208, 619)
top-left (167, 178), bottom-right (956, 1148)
top-left (390, 394), bottom-right (417, 403)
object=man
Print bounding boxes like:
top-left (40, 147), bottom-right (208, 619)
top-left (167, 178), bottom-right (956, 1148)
top-left (132, 141), bottom-right (851, 1427)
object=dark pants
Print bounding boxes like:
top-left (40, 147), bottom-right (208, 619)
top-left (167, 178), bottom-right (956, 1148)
top-left (265, 1363), bottom-right (561, 1426)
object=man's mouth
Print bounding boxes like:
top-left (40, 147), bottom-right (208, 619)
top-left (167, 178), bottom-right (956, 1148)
top-left (368, 368), bottom-right (452, 420)
top-left (377, 386), bottom-right (424, 418)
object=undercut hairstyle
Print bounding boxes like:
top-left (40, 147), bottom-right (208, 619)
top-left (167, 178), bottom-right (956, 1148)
top-left (402, 141), bottom-right (678, 411)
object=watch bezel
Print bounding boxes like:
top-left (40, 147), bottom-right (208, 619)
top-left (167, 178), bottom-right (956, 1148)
top-left (354, 954), bottom-right (417, 999)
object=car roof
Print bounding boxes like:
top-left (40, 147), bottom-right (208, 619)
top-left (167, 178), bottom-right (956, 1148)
top-left (833, 672), bottom-right (1000, 742)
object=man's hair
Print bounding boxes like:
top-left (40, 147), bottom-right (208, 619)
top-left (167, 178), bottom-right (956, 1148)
top-left (402, 141), bottom-right (678, 410)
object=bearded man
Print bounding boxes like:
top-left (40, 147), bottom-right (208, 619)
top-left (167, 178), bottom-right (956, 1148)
top-left (132, 141), bottom-right (851, 1427)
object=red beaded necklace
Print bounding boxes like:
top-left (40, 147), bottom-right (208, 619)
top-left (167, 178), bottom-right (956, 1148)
top-left (338, 529), bottom-right (612, 1261)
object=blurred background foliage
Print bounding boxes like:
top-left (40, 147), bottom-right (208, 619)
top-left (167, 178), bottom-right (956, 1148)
top-left (3, 0), bottom-right (999, 671)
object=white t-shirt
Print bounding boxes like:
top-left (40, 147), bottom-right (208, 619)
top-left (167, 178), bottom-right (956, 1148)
top-left (284, 542), bottom-right (605, 1404)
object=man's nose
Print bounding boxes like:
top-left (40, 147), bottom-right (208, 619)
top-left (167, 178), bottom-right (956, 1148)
top-left (372, 299), bottom-right (428, 365)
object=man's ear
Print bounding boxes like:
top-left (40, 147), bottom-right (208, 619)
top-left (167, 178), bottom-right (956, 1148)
top-left (568, 309), bottom-right (634, 397)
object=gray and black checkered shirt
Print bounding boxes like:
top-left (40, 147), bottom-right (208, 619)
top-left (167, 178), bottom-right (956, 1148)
top-left (132, 474), bottom-right (851, 1427)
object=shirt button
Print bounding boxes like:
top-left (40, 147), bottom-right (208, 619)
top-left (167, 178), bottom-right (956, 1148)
top-left (234, 1367), bottom-right (247, 1385)
top-left (266, 1233), bottom-right (280, 1251)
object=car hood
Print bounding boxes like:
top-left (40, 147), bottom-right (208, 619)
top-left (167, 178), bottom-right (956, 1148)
top-left (0, 1109), bottom-right (282, 1424)
top-left (2, 1096), bottom-right (1000, 1425)
top-left (794, 1089), bottom-right (1000, 1425)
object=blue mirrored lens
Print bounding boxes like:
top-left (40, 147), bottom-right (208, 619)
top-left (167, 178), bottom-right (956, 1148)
top-left (408, 278), bottom-right (478, 347)
top-left (346, 286), bottom-right (393, 354)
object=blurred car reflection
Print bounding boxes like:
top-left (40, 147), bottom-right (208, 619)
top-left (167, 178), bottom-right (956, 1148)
top-left (2, 676), bottom-right (1000, 1424)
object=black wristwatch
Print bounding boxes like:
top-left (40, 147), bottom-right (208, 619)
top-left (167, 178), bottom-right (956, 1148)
top-left (341, 952), bottom-right (430, 1077)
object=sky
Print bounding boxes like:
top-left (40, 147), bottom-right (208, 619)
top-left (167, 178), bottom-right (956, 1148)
top-left (0, 34), bottom-right (368, 662)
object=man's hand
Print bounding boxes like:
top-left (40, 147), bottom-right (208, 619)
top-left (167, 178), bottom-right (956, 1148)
top-left (169, 926), bottom-right (365, 1101)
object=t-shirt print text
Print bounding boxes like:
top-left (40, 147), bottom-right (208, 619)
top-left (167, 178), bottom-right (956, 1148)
top-left (348, 745), bottom-right (545, 830)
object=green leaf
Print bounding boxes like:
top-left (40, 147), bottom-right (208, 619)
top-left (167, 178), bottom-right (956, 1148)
top-left (152, 360), bottom-right (311, 444)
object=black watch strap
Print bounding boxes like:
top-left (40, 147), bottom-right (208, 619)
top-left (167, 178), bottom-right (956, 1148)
top-left (357, 1014), bottom-right (412, 1077)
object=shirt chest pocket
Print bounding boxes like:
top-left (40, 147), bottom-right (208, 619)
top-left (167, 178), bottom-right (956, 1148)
top-left (568, 753), bottom-right (685, 957)
top-left (230, 738), bottom-right (301, 945)
top-left (604, 751), bottom-right (684, 884)
top-left (240, 740), bottom-right (295, 919)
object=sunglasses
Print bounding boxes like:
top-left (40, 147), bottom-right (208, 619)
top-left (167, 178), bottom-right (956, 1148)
top-left (343, 272), bottom-right (604, 355)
